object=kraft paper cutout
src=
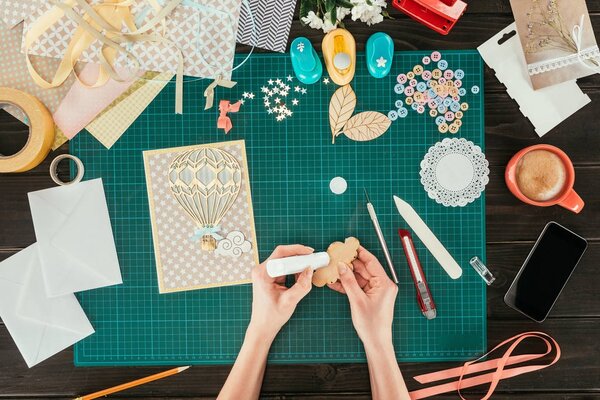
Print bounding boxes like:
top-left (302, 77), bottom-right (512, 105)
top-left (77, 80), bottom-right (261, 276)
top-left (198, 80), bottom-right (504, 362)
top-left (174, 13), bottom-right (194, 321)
top-left (86, 71), bottom-right (173, 149)
top-left (329, 84), bottom-right (357, 143)
top-left (0, 22), bottom-right (74, 148)
top-left (143, 140), bottom-right (258, 293)
top-left (312, 237), bottom-right (360, 287)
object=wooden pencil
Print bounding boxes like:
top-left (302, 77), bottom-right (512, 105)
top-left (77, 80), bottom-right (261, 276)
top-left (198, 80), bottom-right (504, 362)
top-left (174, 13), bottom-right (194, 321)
top-left (74, 366), bottom-right (190, 400)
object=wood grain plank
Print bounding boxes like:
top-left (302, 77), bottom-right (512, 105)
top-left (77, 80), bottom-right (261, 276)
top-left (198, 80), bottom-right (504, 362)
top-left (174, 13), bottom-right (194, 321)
top-left (0, 319), bottom-right (597, 397)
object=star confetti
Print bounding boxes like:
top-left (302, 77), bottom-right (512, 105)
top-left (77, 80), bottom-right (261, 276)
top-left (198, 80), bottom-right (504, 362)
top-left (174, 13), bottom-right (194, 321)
top-left (323, 78), bottom-right (330, 84)
top-left (260, 77), bottom-right (307, 122)
top-left (287, 75), bottom-right (293, 81)
top-left (294, 86), bottom-right (301, 92)
top-left (301, 88), bottom-right (307, 94)
top-left (292, 98), bottom-right (299, 106)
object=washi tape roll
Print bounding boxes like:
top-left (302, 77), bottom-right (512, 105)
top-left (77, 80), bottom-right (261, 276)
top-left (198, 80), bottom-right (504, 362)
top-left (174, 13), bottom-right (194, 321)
top-left (49, 154), bottom-right (84, 186)
top-left (0, 87), bottom-right (55, 173)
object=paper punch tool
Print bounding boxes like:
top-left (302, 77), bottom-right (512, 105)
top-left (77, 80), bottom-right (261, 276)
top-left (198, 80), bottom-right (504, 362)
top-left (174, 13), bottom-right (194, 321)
top-left (322, 28), bottom-right (356, 86)
top-left (290, 37), bottom-right (323, 85)
top-left (266, 252), bottom-right (330, 278)
top-left (399, 229), bottom-right (436, 320)
top-left (391, 0), bottom-right (467, 35)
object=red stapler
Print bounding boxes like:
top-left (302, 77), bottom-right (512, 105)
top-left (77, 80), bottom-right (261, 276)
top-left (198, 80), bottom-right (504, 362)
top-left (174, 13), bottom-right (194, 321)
top-left (392, 0), bottom-right (467, 35)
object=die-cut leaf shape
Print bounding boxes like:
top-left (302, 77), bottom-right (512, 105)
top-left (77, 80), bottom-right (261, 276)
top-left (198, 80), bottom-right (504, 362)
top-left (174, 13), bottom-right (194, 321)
top-left (342, 111), bottom-right (391, 141)
top-left (329, 84), bottom-right (356, 143)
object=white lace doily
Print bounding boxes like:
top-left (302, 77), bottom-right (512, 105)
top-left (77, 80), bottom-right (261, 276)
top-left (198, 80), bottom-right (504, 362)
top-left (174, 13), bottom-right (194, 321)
top-left (420, 138), bottom-right (489, 207)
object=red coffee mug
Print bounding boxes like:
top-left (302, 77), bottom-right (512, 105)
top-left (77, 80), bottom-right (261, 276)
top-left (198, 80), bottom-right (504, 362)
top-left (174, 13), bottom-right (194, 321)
top-left (505, 144), bottom-right (584, 213)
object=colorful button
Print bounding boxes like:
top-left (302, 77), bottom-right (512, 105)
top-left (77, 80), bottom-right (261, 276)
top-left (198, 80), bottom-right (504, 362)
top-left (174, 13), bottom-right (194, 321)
top-left (422, 70), bottom-right (432, 80)
top-left (394, 84), bottom-right (404, 94)
top-left (431, 51), bottom-right (441, 62)
top-left (454, 69), bottom-right (465, 79)
top-left (429, 109), bottom-right (438, 117)
top-left (460, 102), bottom-right (469, 111)
top-left (388, 110), bottom-right (398, 121)
top-left (443, 98), bottom-right (452, 107)
top-left (407, 71), bottom-right (415, 79)
top-left (438, 77), bottom-right (447, 85)
top-left (413, 92), bottom-right (424, 102)
top-left (438, 123), bottom-right (449, 133)
top-left (443, 70), bottom-right (454, 80)
top-left (454, 119), bottom-right (462, 126)
top-left (448, 123), bottom-right (460, 134)
top-left (428, 100), bottom-right (437, 109)
top-left (416, 82), bottom-right (427, 92)
top-left (397, 74), bottom-right (407, 84)
top-left (416, 105), bottom-right (425, 114)
top-left (427, 89), bottom-right (437, 98)
top-left (411, 102), bottom-right (419, 110)
top-left (435, 116), bottom-right (445, 126)
top-left (438, 60), bottom-right (448, 70)
top-left (422, 56), bottom-right (431, 65)
top-left (471, 85), bottom-right (480, 94)
top-left (395, 99), bottom-right (404, 108)
top-left (455, 111), bottom-right (464, 119)
top-left (404, 86), bottom-right (415, 96)
top-left (413, 65), bottom-right (424, 75)
top-left (454, 79), bottom-right (463, 88)
top-left (450, 101), bottom-right (461, 112)
top-left (432, 69), bottom-right (442, 79)
top-left (405, 96), bottom-right (414, 105)
top-left (458, 88), bottom-right (467, 96)
top-left (409, 78), bottom-right (418, 87)
top-left (444, 111), bottom-right (455, 121)
top-left (437, 104), bottom-right (447, 114)
top-left (398, 107), bottom-right (409, 118)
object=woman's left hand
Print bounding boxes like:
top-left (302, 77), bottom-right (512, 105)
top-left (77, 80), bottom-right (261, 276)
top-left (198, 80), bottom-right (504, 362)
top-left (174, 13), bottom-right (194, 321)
top-left (249, 245), bottom-right (314, 340)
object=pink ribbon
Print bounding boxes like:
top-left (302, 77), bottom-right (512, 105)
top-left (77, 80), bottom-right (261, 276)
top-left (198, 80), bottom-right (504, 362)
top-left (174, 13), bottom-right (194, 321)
top-left (217, 100), bottom-right (241, 134)
top-left (409, 332), bottom-right (561, 400)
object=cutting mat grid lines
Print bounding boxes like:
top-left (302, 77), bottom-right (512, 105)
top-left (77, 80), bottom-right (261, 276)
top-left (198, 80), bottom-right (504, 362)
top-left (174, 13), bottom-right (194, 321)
top-left (72, 50), bottom-right (486, 365)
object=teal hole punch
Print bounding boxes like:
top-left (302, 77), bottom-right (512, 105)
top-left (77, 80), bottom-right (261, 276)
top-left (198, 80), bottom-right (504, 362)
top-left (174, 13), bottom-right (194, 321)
top-left (290, 37), bottom-right (322, 85)
top-left (366, 32), bottom-right (394, 78)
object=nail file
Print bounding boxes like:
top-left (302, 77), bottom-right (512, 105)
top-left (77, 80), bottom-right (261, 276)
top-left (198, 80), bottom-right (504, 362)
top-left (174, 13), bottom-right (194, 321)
top-left (266, 252), bottom-right (330, 278)
top-left (393, 196), bottom-right (462, 279)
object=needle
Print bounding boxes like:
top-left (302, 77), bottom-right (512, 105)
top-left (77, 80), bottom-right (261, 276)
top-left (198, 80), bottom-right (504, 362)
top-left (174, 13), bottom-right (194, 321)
top-left (364, 189), bottom-right (399, 284)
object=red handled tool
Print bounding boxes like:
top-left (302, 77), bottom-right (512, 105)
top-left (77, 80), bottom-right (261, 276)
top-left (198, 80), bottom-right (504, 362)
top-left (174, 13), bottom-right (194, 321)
top-left (391, 0), bottom-right (467, 35)
top-left (399, 229), bottom-right (436, 319)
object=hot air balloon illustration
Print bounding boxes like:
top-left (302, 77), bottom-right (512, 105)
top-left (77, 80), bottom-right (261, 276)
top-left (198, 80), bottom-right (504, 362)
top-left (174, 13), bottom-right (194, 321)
top-left (168, 147), bottom-right (242, 251)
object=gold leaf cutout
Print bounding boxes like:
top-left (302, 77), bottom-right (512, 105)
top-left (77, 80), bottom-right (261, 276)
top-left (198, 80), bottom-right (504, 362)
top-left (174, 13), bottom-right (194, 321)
top-left (342, 112), bottom-right (391, 142)
top-left (329, 84), bottom-right (357, 144)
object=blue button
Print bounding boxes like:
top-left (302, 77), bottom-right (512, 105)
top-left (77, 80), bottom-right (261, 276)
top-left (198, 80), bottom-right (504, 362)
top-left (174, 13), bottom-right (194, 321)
top-left (471, 85), bottom-right (480, 94)
top-left (454, 69), bottom-right (465, 79)
top-left (387, 110), bottom-right (398, 121)
top-left (438, 60), bottom-right (448, 70)
top-left (450, 101), bottom-right (461, 112)
top-left (458, 88), bottom-right (467, 96)
top-left (435, 116), bottom-right (445, 125)
top-left (398, 107), bottom-right (408, 118)
top-left (395, 99), bottom-right (403, 108)
top-left (394, 84), bottom-right (405, 94)
top-left (416, 82), bottom-right (427, 92)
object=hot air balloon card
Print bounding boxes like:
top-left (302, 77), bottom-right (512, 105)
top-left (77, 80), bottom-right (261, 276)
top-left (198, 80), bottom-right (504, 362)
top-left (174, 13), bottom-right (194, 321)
top-left (143, 140), bottom-right (259, 293)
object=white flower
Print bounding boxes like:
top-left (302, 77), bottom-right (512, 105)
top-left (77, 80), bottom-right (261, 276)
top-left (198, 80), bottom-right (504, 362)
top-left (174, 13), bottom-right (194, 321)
top-left (322, 13), bottom-right (337, 33)
top-left (301, 11), bottom-right (324, 30)
top-left (337, 7), bottom-right (352, 20)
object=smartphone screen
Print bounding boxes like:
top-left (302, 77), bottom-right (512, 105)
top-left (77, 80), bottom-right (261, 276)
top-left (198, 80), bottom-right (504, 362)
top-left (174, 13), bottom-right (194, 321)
top-left (504, 222), bottom-right (587, 322)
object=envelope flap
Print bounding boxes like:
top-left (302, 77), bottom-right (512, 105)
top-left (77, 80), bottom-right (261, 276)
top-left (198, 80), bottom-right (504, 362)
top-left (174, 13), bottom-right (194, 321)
top-left (49, 179), bottom-right (122, 288)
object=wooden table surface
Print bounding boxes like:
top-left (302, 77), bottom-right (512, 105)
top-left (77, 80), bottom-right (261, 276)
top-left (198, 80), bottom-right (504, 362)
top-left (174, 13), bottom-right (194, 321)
top-left (1, 1), bottom-right (599, 399)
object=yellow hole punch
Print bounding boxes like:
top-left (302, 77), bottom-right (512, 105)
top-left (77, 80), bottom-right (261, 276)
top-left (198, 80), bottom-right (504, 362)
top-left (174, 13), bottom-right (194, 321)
top-left (322, 28), bottom-right (356, 86)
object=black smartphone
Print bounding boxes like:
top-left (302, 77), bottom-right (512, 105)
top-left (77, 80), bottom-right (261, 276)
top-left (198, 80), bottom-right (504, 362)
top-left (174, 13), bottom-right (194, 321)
top-left (504, 221), bottom-right (588, 322)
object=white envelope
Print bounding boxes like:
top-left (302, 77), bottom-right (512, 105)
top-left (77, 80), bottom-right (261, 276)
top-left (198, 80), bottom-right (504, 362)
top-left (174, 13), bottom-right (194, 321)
top-left (0, 244), bottom-right (94, 368)
top-left (28, 178), bottom-right (123, 297)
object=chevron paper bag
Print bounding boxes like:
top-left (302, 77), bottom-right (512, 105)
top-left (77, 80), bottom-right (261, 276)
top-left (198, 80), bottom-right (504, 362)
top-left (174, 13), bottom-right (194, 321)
top-left (237, 0), bottom-right (298, 52)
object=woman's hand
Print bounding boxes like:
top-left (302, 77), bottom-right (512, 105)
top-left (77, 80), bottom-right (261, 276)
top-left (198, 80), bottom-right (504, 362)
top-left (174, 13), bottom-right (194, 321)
top-left (327, 246), bottom-right (398, 347)
top-left (249, 245), bottom-right (314, 340)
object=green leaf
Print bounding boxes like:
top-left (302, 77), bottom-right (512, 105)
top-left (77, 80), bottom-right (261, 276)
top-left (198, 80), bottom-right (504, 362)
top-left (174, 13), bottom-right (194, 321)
top-left (336, 0), bottom-right (354, 8)
top-left (299, 0), bottom-right (318, 19)
top-left (325, 0), bottom-right (336, 13)
top-left (330, 5), bottom-right (337, 24)
top-left (382, 10), bottom-right (395, 19)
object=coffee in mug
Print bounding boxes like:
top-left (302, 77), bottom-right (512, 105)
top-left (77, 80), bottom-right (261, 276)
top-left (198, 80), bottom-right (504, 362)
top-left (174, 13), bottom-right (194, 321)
top-left (515, 149), bottom-right (566, 201)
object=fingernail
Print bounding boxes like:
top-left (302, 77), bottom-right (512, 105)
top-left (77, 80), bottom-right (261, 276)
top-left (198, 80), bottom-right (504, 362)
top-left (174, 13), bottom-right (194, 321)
top-left (338, 262), bottom-right (348, 274)
top-left (306, 246), bottom-right (315, 252)
top-left (306, 267), bottom-right (313, 277)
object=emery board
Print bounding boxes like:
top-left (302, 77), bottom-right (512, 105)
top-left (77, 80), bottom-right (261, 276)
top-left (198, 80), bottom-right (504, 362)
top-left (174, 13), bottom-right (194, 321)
top-left (71, 50), bottom-right (486, 366)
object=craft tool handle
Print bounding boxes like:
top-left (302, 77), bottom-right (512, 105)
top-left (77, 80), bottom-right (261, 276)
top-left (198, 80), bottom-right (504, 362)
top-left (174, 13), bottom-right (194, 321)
top-left (367, 203), bottom-right (399, 284)
top-left (266, 252), bottom-right (330, 278)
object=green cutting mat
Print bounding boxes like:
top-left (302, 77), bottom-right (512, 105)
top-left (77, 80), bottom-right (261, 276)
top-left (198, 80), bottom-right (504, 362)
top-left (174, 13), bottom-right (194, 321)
top-left (72, 50), bottom-right (486, 366)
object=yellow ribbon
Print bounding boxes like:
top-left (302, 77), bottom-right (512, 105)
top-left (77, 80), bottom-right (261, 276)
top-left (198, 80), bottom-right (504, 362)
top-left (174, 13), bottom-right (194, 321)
top-left (24, 0), bottom-right (185, 114)
top-left (203, 76), bottom-right (237, 110)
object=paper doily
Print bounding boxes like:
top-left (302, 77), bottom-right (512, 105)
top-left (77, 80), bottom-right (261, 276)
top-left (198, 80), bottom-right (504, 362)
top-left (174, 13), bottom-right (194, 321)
top-left (420, 138), bottom-right (489, 207)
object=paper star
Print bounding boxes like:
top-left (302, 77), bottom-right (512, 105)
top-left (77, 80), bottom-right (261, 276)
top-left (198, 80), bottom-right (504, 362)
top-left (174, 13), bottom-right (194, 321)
top-left (267, 108), bottom-right (274, 114)
top-left (376, 56), bottom-right (387, 68)
top-left (239, 99), bottom-right (245, 104)
top-left (268, 79), bottom-right (274, 85)
top-left (242, 91), bottom-right (249, 98)
top-left (287, 75), bottom-right (293, 81)
top-left (274, 97), bottom-right (281, 103)
top-left (264, 100), bottom-right (270, 107)
top-left (280, 90), bottom-right (289, 97)
top-left (263, 95), bottom-right (269, 101)
top-left (276, 114), bottom-right (285, 121)
top-left (261, 86), bottom-right (268, 93)
top-left (284, 85), bottom-right (290, 91)
top-left (275, 78), bottom-right (282, 85)
top-left (248, 93), bottom-right (255, 99)
top-left (323, 78), bottom-right (330, 84)
top-left (272, 87), bottom-right (280, 94)
top-left (294, 86), bottom-right (301, 92)
top-left (286, 110), bottom-right (293, 116)
top-left (301, 88), bottom-right (307, 94)
top-left (292, 98), bottom-right (299, 106)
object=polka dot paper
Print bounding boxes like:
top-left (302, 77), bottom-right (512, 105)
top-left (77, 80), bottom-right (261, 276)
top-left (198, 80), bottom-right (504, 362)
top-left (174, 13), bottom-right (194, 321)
top-left (143, 140), bottom-right (259, 293)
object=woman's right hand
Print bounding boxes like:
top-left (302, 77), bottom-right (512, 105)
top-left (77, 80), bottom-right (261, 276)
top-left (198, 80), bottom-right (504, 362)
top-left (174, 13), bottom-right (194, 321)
top-left (327, 246), bottom-right (398, 347)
